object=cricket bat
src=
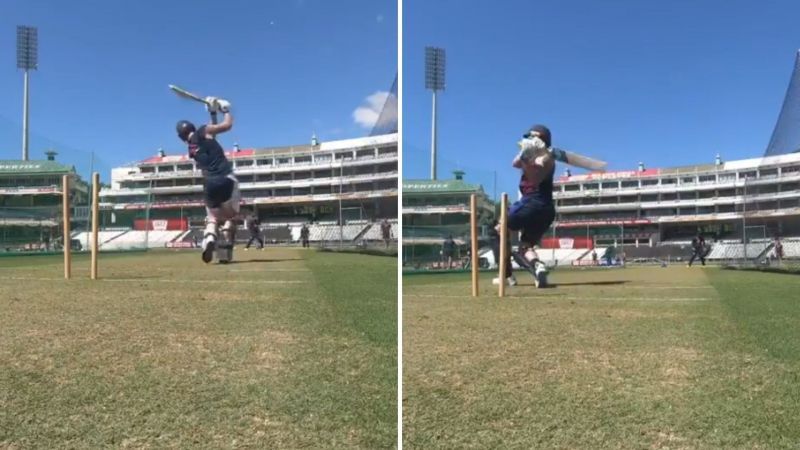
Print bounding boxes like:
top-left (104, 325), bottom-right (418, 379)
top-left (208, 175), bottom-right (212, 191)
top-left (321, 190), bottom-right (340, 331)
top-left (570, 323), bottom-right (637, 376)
top-left (518, 138), bottom-right (607, 171)
top-left (169, 84), bottom-right (208, 105)
top-left (549, 147), bottom-right (607, 171)
top-left (169, 84), bottom-right (218, 124)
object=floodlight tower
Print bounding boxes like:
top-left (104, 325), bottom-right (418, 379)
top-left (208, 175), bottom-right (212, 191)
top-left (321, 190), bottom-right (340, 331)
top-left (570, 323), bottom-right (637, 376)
top-left (17, 26), bottom-right (38, 161)
top-left (425, 46), bottom-right (446, 180)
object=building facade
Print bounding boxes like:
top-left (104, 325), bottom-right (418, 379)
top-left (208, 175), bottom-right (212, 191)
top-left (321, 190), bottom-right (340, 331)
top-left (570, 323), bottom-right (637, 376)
top-left (0, 153), bottom-right (89, 250)
top-left (553, 153), bottom-right (800, 246)
top-left (402, 171), bottom-right (493, 266)
top-left (100, 134), bottom-right (398, 228)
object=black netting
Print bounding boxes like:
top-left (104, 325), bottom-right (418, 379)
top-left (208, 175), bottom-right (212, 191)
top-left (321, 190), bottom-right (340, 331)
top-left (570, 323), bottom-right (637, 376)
top-left (765, 51), bottom-right (800, 156)
top-left (370, 74), bottom-right (398, 136)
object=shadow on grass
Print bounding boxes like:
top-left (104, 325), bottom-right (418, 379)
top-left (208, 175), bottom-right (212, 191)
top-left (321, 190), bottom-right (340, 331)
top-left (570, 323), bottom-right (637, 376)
top-left (104, 274), bottom-right (160, 280)
top-left (722, 265), bottom-right (800, 276)
top-left (549, 280), bottom-right (629, 287)
top-left (224, 258), bottom-right (304, 264)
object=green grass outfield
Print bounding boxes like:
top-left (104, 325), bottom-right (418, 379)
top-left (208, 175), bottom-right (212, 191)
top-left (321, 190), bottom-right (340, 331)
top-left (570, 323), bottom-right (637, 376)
top-left (0, 248), bottom-right (396, 448)
top-left (404, 265), bottom-right (800, 449)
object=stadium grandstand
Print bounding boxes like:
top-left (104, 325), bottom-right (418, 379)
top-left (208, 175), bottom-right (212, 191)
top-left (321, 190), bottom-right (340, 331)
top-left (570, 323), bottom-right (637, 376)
top-left (402, 170), bottom-right (493, 268)
top-left (403, 50), bottom-right (800, 270)
top-left (1, 75), bottom-right (398, 254)
top-left (97, 133), bottom-right (398, 250)
top-left (89, 74), bottom-right (399, 252)
top-left (544, 49), bottom-right (800, 267)
top-left (0, 151), bottom-right (90, 252)
top-left (404, 153), bottom-right (800, 269)
top-left (551, 152), bottom-right (800, 265)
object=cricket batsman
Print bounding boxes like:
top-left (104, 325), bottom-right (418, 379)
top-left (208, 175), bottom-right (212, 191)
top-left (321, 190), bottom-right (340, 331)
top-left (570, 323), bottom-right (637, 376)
top-left (175, 97), bottom-right (239, 263)
top-left (493, 124), bottom-right (557, 288)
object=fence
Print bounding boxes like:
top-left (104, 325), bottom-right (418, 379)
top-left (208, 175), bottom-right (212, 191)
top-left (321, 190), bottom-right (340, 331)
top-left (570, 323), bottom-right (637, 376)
top-left (0, 196), bottom-right (397, 255)
top-left (401, 221), bottom-right (630, 271)
top-left (314, 220), bottom-right (397, 253)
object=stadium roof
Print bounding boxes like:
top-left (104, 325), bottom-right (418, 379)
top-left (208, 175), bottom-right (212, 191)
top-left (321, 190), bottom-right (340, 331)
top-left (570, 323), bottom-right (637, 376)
top-left (659, 163), bottom-right (718, 175)
top-left (403, 178), bottom-right (484, 195)
top-left (134, 133), bottom-right (398, 166)
top-left (558, 152), bottom-right (800, 183)
top-left (0, 160), bottom-right (75, 175)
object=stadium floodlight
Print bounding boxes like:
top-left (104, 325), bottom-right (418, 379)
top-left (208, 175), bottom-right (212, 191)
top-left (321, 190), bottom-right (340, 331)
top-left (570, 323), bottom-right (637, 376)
top-left (425, 46), bottom-right (446, 180)
top-left (17, 26), bottom-right (38, 161)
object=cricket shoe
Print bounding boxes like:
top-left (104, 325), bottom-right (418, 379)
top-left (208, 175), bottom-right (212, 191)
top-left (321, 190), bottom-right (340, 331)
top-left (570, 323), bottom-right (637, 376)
top-left (533, 261), bottom-right (548, 288)
top-left (492, 275), bottom-right (517, 287)
top-left (512, 250), bottom-right (537, 278)
top-left (201, 235), bottom-right (216, 264)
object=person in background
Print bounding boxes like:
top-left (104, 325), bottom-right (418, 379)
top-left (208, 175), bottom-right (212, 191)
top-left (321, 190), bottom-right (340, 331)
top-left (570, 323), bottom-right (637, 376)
top-left (300, 223), bottom-right (310, 248)
top-left (688, 234), bottom-right (707, 267)
top-left (244, 214), bottom-right (264, 251)
top-left (774, 237), bottom-right (784, 265)
top-left (442, 235), bottom-right (456, 269)
top-left (381, 219), bottom-right (392, 248)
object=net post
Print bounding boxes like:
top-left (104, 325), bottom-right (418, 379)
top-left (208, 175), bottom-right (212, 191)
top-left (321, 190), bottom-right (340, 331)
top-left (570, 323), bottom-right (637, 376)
top-left (90, 172), bottom-right (99, 280)
top-left (62, 175), bottom-right (71, 279)
top-left (499, 193), bottom-right (508, 298)
top-left (470, 194), bottom-right (479, 297)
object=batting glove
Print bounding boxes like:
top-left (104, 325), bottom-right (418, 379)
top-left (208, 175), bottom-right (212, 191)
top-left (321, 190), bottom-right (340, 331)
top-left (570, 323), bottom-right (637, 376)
top-left (205, 96), bottom-right (220, 113)
top-left (517, 136), bottom-right (548, 162)
top-left (217, 99), bottom-right (231, 113)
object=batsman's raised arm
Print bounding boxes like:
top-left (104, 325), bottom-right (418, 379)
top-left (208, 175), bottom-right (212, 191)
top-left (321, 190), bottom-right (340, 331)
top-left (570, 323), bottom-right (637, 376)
top-left (514, 134), bottom-right (548, 169)
top-left (521, 152), bottom-right (555, 188)
top-left (513, 151), bottom-right (525, 169)
top-left (205, 97), bottom-right (234, 136)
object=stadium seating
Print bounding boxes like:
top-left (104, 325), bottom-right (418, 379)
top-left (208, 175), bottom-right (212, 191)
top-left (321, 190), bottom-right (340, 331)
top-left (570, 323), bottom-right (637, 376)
top-left (97, 230), bottom-right (184, 250)
top-left (308, 223), bottom-right (368, 242)
top-left (290, 226), bottom-right (303, 242)
top-left (164, 219), bottom-right (395, 246)
top-left (623, 244), bottom-right (694, 262)
top-left (577, 247), bottom-right (607, 263)
top-left (181, 229), bottom-right (203, 244)
top-left (782, 240), bottom-right (800, 258)
top-left (659, 239), bottom-right (693, 246)
top-left (706, 242), bottom-right (771, 260)
top-left (71, 230), bottom-right (127, 251)
top-left (262, 226), bottom-right (292, 243)
top-left (360, 220), bottom-right (397, 241)
top-left (539, 248), bottom-right (590, 266)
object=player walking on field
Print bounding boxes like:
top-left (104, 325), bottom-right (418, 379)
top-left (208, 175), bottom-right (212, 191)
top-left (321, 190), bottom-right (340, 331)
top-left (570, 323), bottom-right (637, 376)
top-left (493, 124), bottom-right (557, 288)
top-left (175, 97), bottom-right (238, 263)
top-left (687, 234), bottom-right (707, 267)
top-left (300, 224), bottom-right (310, 248)
top-left (774, 237), bottom-right (784, 264)
top-left (380, 218), bottom-right (392, 248)
top-left (245, 214), bottom-right (264, 250)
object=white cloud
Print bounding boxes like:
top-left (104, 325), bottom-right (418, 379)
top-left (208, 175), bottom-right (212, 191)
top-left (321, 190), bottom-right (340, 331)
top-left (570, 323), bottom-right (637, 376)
top-left (353, 91), bottom-right (390, 129)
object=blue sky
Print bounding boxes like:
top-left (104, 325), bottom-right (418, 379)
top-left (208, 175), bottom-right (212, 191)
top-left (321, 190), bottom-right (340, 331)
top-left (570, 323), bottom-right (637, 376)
top-left (403, 0), bottom-right (800, 199)
top-left (0, 0), bottom-right (396, 181)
